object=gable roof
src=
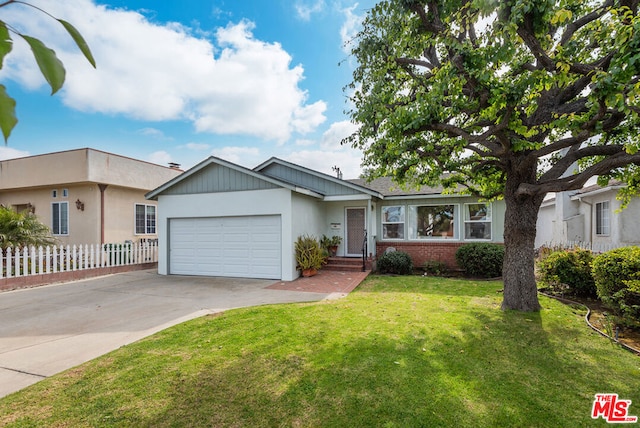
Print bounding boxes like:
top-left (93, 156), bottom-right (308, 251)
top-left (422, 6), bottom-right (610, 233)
top-left (146, 156), bottom-right (324, 200)
top-left (254, 157), bottom-right (382, 199)
top-left (349, 176), bottom-right (446, 198)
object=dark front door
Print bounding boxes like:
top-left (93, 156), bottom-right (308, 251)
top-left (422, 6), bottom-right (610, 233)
top-left (346, 207), bottom-right (366, 256)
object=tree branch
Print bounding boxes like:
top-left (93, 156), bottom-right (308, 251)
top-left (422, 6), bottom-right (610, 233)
top-left (520, 151), bottom-right (640, 196)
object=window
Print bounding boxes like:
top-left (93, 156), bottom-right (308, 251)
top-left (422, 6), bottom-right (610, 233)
top-left (409, 204), bottom-right (456, 239)
top-left (135, 204), bottom-right (156, 234)
top-left (381, 206), bottom-right (405, 239)
top-left (52, 202), bottom-right (68, 235)
top-left (596, 201), bottom-right (610, 236)
top-left (464, 203), bottom-right (492, 240)
top-left (62, 189), bottom-right (68, 197)
top-left (52, 190), bottom-right (57, 198)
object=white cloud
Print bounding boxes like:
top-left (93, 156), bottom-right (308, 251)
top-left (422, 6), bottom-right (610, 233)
top-left (340, 3), bottom-right (364, 54)
top-left (137, 127), bottom-right (168, 139)
top-left (147, 150), bottom-right (173, 166)
top-left (283, 120), bottom-right (362, 177)
top-left (211, 146), bottom-right (261, 167)
top-left (295, 1), bottom-right (325, 21)
top-left (0, 1), bottom-right (326, 142)
top-left (319, 120), bottom-right (358, 150)
top-left (284, 148), bottom-right (363, 179)
top-left (183, 143), bottom-right (210, 151)
top-left (0, 147), bottom-right (30, 160)
top-left (295, 138), bottom-right (316, 146)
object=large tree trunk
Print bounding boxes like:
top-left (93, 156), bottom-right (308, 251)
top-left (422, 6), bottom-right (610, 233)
top-left (501, 165), bottom-right (544, 311)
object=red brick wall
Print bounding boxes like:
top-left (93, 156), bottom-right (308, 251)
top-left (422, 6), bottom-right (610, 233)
top-left (376, 241), bottom-right (465, 270)
top-left (0, 263), bottom-right (157, 292)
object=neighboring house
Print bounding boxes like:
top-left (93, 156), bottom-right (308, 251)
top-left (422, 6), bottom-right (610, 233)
top-left (0, 148), bottom-right (183, 245)
top-left (535, 181), bottom-right (640, 251)
top-left (147, 156), bottom-right (505, 281)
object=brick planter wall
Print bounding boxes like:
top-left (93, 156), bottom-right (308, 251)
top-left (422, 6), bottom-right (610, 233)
top-left (0, 263), bottom-right (157, 292)
top-left (376, 241), bottom-right (465, 270)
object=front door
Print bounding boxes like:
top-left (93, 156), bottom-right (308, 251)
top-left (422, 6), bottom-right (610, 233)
top-left (345, 207), bottom-right (366, 256)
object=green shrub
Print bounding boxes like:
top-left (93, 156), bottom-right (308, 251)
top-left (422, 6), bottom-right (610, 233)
top-left (423, 260), bottom-right (447, 276)
top-left (295, 235), bottom-right (325, 271)
top-left (592, 247), bottom-right (640, 329)
top-left (537, 248), bottom-right (596, 297)
top-left (455, 243), bottom-right (504, 278)
top-left (376, 251), bottom-right (413, 275)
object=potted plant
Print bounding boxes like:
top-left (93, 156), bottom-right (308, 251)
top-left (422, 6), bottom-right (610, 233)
top-left (295, 234), bottom-right (325, 277)
top-left (320, 234), bottom-right (343, 257)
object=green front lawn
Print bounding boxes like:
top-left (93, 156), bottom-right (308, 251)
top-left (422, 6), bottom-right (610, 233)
top-left (1, 276), bottom-right (638, 427)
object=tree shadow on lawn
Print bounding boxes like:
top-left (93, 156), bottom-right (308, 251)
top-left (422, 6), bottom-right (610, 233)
top-left (355, 274), bottom-right (505, 298)
top-left (135, 305), bottom-right (636, 427)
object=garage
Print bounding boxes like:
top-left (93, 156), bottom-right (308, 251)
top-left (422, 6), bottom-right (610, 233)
top-left (169, 215), bottom-right (281, 279)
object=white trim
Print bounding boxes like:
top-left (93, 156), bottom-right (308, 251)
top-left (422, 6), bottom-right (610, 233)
top-left (384, 193), bottom-right (466, 200)
top-left (134, 203), bottom-right (157, 235)
top-left (380, 205), bottom-right (405, 240)
top-left (51, 201), bottom-right (69, 236)
top-left (324, 194), bottom-right (372, 202)
top-left (345, 207), bottom-right (366, 256)
top-left (571, 185), bottom-right (625, 200)
top-left (462, 202), bottom-right (492, 241)
top-left (293, 187), bottom-right (323, 198)
top-left (407, 203), bottom-right (459, 241)
top-left (595, 200), bottom-right (610, 237)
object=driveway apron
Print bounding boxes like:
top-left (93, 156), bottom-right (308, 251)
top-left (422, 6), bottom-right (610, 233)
top-left (0, 270), bottom-right (331, 398)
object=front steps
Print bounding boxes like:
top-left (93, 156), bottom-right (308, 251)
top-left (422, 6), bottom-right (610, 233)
top-left (324, 256), bottom-right (372, 272)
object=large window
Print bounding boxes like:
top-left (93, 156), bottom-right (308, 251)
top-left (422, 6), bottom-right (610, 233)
top-left (409, 204), bottom-right (455, 239)
top-left (52, 202), bottom-right (68, 235)
top-left (595, 201), bottom-right (610, 236)
top-left (464, 203), bottom-right (492, 240)
top-left (382, 206), bottom-right (405, 239)
top-left (135, 204), bottom-right (156, 234)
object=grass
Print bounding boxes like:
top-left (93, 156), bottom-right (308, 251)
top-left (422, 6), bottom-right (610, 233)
top-left (1, 276), bottom-right (639, 427)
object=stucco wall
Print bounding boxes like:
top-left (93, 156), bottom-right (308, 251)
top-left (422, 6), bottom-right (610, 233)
top-left (156, 188), bottom-right (296, 280)
top-left (620, 197), bottom-right (640, 245)
top-left (0, 184), bottom-right (158, 245)
top-left (535, 202), bottom-right (556, 247)
top-left (0, 184), bottom-right (101, 244)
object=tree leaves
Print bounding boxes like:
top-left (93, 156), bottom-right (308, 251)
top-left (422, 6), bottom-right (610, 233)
top-left (0, 22), bottom-right (12, 68)
top-left (20, 35), bottom-right (65, 95)
top-left (0, 3), bottom-right (96, 142)
top-left (0, 85), bottom-right (17, 142)
top-left (57, 19), bottom-right (96, 68)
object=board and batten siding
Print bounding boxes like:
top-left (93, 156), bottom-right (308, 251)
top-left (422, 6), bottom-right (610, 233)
top-left (260, 164), bottom-right (363, 196)
top-left (161, 164), bottom-right (280, 195)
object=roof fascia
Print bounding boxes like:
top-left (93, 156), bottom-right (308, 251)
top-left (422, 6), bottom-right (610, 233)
top-left (254, 157), bottom-right (383, 199)
top-left (570, 185), bottom-right (625, 200)
top-left (383, 193), bottom-right (465, 201)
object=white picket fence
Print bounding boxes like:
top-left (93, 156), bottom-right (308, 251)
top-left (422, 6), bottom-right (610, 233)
top-left (0, 242), bottom-right (158, 279)
top-left (538, 240), bottom-right (622, 254)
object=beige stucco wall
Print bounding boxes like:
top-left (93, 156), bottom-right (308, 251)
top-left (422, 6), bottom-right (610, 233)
top-left (0, 148), bottom-right (181, 192)
top-left (0, 148), bottom-right (182, 246)
top-left (0, 184), bottom-right (159, 245)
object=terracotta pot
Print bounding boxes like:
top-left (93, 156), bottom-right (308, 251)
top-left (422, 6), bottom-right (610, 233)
top-left (302, 268), bottom-right (317, 277)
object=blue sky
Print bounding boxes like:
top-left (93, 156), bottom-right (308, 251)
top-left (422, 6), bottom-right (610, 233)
top-left (0, 0), bottom-right (375, 177)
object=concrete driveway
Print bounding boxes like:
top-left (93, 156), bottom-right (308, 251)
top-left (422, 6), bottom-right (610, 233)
top-left (0, 270), bottom-right (331, 398)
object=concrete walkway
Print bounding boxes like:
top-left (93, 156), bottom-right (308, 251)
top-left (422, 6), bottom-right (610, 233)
top-left (0, 270), bottom-right (337, 398)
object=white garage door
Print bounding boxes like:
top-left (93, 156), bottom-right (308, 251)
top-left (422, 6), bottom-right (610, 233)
top-left (169, 215), bottom-right (281, 279)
